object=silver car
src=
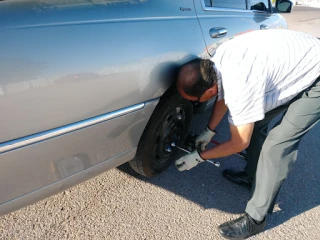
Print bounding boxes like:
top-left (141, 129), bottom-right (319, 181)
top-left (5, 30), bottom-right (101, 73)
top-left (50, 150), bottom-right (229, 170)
top-left (0, 0), bottom-right (292, 216)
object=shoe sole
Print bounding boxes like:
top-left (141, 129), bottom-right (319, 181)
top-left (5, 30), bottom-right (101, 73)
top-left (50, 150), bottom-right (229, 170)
top-left (218, 227), bottom-right (265, 240)
top-left (222, 173), bottom-right (252, 190)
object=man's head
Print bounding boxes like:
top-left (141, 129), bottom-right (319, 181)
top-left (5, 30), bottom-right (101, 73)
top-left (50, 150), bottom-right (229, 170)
top-left (177, 58), bottom-right (218, 102)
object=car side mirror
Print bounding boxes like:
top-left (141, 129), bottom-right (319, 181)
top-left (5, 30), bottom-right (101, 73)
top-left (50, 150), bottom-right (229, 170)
top-left (275, 0), bottom-right (293, 13)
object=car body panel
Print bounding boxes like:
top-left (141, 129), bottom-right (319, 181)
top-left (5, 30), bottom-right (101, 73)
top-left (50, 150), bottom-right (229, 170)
top-left (247, 0), bottom-right (281, 29)
top-left (0, 145), bottom-right (137, 217)
top-left (0, 0), bottom-right (289, 215)
top-left (0, 99), bottom-right (158, 213)
top-left (0, 0), bottom-right (206, 142)
top-left (0, 0), bottom-right (207, 214)
top-left (194, 0), bottom-right (283, 56)
top-left (277, 13), bottom-right (288, 28)
top-left (194, 0), bottom-right (257, 56)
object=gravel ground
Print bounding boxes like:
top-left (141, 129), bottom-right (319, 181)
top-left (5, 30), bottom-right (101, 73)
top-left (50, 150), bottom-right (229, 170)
top-left (0, 6), bottom-right (319, 240)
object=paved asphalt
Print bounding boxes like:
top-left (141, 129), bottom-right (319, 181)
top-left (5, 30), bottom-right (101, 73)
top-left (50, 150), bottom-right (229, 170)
top-left (283, 6), bottom-right (320, 37)
top-left (0, 6), bottom-right (319, 240)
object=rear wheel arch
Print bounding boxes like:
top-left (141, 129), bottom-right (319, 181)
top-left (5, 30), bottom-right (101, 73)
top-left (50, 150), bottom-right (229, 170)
top-left (129, 86), bottom-right (193, 176)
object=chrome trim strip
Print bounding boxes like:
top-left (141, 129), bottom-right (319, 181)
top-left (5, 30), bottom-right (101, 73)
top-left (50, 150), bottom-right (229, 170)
top-left (202, 7), bottom-right (250, 13)
top-left (0, 103), bottom-right (145, 154)
top-left (200, 0), bottom-right (271, 14)
top-left (201, 0), bottom-right (249, 12)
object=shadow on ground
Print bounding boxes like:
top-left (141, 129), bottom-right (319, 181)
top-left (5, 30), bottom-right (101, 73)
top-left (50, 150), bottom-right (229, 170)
top-left (117, 109), bottom-right (320, 231)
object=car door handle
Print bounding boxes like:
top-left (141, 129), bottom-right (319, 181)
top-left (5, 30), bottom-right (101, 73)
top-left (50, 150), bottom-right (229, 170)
top-left (260, 24), bottom-right (268, 30)
top-left (209, 27), bottom-right (227, 38)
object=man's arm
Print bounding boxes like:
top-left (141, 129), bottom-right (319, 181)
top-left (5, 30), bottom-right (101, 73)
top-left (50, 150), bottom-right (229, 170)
top-left (195, 99), bottom-right (228, 150)
top-left (208, 99), bottom-right (228, 131)
top-left (200, 122), bottom-right (254, 159)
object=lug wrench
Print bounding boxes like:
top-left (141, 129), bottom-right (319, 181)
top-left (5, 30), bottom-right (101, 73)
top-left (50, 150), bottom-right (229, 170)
top-left (171, 142), bottom-right (220, 167)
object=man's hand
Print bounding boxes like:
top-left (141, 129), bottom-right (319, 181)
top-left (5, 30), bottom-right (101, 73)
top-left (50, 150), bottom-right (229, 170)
top-left (196, 127), bottom-right (216, 151)
top-left (175, 150), bottom-right (205, 171)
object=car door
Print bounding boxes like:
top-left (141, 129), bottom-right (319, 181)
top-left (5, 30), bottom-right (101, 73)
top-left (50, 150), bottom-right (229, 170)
top-left (248, 0), bottom-right (280, 30)
top-left (193, 0), bottom-right (257, 57)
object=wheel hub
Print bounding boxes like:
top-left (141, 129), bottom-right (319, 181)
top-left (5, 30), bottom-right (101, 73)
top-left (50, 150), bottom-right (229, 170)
top-left (152, 106), bottom-right (186, 168)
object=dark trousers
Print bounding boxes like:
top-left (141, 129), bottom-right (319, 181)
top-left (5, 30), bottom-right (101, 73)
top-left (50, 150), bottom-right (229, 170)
top-left (244, 76), bottom-right (320, 221)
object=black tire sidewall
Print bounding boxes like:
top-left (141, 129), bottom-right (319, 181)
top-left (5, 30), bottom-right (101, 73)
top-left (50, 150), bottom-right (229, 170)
top-left (135, 92), bottom-right (193, 176)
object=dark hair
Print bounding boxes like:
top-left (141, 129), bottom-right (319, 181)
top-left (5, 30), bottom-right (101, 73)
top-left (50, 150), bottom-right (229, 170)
top-left (179, 58), bottom-right (218, 98)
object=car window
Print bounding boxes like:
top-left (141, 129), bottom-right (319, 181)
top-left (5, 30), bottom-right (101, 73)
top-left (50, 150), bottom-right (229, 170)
top-left (249, 0), bottom-right (271, 12)
top-left (204, 0), bottom-right (246, 10)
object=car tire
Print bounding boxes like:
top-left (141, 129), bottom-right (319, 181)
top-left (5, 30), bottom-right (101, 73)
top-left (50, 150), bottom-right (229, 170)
top-left (129, 89), bottom-right (193, 176)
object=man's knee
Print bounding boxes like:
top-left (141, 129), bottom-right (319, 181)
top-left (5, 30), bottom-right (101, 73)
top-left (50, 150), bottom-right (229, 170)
top-left (266, 116), bottom-right (301, 142)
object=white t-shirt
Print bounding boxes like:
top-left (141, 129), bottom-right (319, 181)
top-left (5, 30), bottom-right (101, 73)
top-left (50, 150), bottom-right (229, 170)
top-left (211, 29), bottom-right (320, 126)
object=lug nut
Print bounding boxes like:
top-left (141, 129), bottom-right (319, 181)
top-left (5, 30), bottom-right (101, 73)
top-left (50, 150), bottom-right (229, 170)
top-left (165, 146), bottom-right (172, 152)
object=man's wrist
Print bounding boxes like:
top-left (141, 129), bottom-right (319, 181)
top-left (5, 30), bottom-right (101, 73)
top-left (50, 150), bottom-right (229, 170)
top-left (207, 125), bottom-right (216, 133)
top-left (198, 150), bottom-right (207, 161)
